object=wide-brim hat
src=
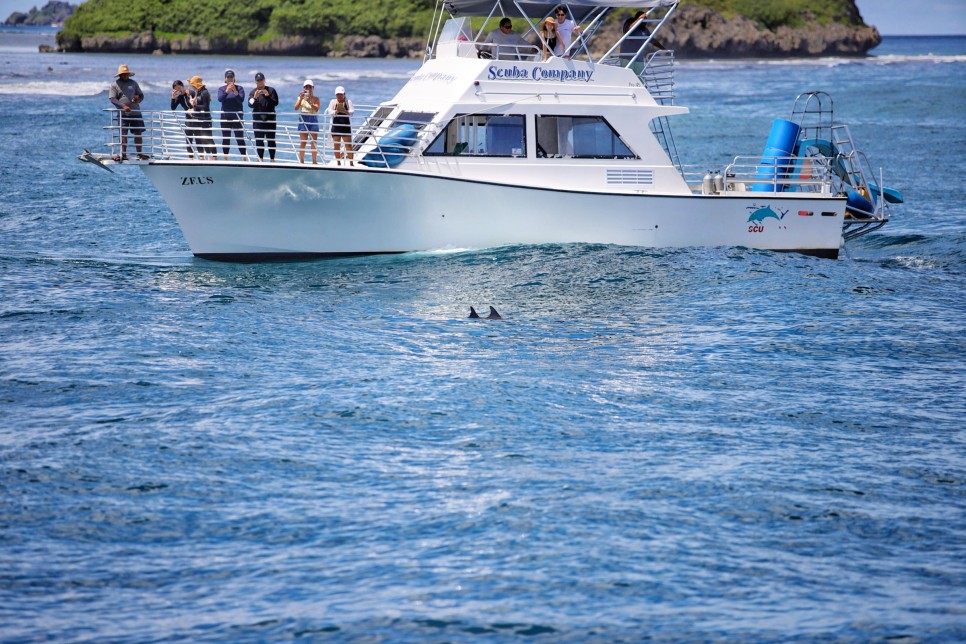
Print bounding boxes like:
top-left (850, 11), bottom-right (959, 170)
top-left (188, 76), bottom-right (204, 88)
top-left (115, 64), bottom-right (134, 77)
top-left (543, 17), bottom-right (557, 26)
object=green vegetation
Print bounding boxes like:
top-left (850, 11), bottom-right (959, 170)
top-left (57, 0), bottom-right (866, 49)
top-left (682, 0), bottom-right (862, 30)
top-left (60, 0), bottom-right (437, 43)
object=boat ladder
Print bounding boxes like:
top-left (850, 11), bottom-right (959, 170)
top-left (642, 50), bottom-right (682, 170)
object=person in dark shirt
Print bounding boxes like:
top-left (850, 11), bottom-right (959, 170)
top-left (108, 64), bottom-right (146, 161)
top-left (217, 69), bottom-right (247, 160)
top-left (620, 10), bottom-right (666, 72)
top-left (247, 72), bottom-right (279, 162)
top-left (170, 80), bottom-right (194, 158)
top-left (187, 75), bottom-right (216, 160)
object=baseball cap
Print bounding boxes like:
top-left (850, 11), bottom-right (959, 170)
top-left (335, 86), bottom-right (345, 95)
top-left (303, 79), bottom-right (314, 87)
top-left (254, 72), bottom-right (265, 81)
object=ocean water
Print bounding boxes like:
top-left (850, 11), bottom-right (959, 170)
top-left (1, 32), bottom-right (965, 641)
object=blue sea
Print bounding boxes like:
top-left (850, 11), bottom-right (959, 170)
top-left (1, 30), bottom-right (965, 641)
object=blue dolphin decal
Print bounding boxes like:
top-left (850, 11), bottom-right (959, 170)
top-left (747, 205), bottom-right (786, 223)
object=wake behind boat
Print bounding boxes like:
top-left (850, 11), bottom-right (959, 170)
top-left (81, 0), bottom-right (901, 261)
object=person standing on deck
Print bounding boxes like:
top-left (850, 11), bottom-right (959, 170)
top-left (170, 80), bottom-right (194, 158)
top-left (554, 6), bottom-right (582, 58)
top-left (248, 72), bottom-right (279, 162)
top-left (187, 76), bottom-right (216, 160)
top-left (108, 64), bottom-right (146, 161)
top-left (217, 69), bottom-right (247, 161)
top-left (295, 79), bottom-right (321, 164)
top-left (325, 86), bottom-right (355, 166)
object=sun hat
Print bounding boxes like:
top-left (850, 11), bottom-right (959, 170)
top-left (115, 64), bottom-right (134, 77)
top-left (334, 86), bottom-right (345, 95)
top-left (303, 79), bottom-right (314, 87)
top-left (224, 69), bottom-right (235, 78)
top-left (544, 16), bottom-right (557, 26)
top-left (254, 72), bottom-right (265, 81)
top-left (188, 76), bottom-right (204, 88)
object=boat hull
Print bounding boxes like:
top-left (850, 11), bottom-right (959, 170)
top-left (141, 163), bottom-right (845, 260)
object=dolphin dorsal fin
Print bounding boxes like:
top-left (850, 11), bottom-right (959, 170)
top-left (468, 306), bottom-right (480, 319)
top-left (487, 306), bottom-right (502, 320)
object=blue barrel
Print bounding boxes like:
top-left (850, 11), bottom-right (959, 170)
top-left (752, 118), bottom-right (801, 192)
top-left (846, 189), bottom-right (875, 217)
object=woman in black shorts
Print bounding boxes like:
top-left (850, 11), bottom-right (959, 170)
top-left (325, 86), bottom-right (355, 166)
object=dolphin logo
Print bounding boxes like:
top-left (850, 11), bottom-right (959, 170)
top-left (747, 205), bottom-right (783, 223)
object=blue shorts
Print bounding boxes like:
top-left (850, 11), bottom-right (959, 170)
top-left (298, 115), bottom-right (319, 132)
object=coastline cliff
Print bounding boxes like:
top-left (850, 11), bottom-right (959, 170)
top-left (49, 0), bottom-right (880, 58)
top-left (3, 1), bottom-right (74, 26)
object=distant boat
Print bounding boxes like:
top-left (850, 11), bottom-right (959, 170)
top-left (83, 0), bottom-right (899, 261)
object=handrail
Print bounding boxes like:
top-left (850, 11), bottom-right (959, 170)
top-left (102, 106), bottom-right (436, 167)
top-left (680, 154), bottom-right (837, 194)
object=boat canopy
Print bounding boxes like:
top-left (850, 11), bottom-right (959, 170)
top-left (444, 0), bottom-right (676, 18)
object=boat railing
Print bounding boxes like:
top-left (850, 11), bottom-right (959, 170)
top-left (681, 154), bottom-right (837, 194)
top-left (101, 107), bottom-right (438, 167)
top-left (430, 1), bottom-right (681, 67)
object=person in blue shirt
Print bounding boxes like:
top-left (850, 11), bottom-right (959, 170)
top-left (217, 69), bottom-right (247, 160)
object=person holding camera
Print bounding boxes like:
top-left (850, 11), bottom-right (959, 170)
top-left (294, 79), bottom-right (321, 164)
top-left (247, 72), bottom-right (279, 162)
top-left (170, 80), bottom-right (195, 158)
top-left (217, 69), bottom-right (247, 161)
top-left (186, 76), bottom-right (216, 160)
top-left (325, 86), bottom-right (355, 166)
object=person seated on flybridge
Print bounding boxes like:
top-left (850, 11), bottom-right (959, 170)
top-left (478, 18), bottom-right (535, 60)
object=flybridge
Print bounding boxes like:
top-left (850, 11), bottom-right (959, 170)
top-left (486, 65), bottom-right (595, 82)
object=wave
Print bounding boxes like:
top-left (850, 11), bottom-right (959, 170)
top-left (683, 53), bottom-right (966, 70)
top-left (0, 80), bottom-right (108, 96)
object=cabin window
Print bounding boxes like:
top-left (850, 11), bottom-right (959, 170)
top-left (535, 115), bottom-right (636, 159)
top-left (424, 114), bottom-right (526, 157)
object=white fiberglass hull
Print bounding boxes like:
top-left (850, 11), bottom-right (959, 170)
top-left (142, 162), bottom-right (846, 260)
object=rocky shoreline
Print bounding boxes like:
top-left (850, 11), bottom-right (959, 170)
top-left (51, 5), bottom-right (881, 58)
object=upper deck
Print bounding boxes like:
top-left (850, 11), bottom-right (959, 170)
top-left (429, 1), bottom-right (678, 67)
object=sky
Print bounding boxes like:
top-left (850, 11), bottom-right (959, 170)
top-left (1, 0), bottom-right (964, 36)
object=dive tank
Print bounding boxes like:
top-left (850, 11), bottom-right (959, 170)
top-left (702, 171), bottom-right (714, 195)
top-left (713, 171), bottom-right (725, 194)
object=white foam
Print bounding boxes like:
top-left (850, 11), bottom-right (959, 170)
top-left (682, 53), bottom-right (966, 70)
top-left (0, 80), bottom-right (108, 96)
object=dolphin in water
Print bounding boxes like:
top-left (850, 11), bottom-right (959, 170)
top-left (77, 148), bottom-right (114, 174)
top-left (469, 306), bottom-right (502, 320)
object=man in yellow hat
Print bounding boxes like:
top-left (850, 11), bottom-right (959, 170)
top-left (108, 64), bottom-right (147, 161)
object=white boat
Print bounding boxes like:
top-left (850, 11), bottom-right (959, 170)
top-left (83, 0), bottom-right (900, 261)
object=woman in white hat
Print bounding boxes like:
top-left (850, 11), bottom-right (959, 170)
top-left (294, 79), bottom-right (320, 164)
top-left (325, 85), bottom-right (355, 166)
